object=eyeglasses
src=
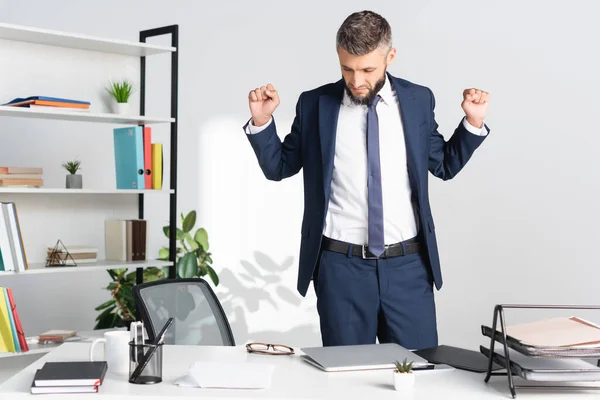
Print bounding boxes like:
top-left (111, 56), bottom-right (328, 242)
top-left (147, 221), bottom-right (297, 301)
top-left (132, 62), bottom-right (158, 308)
top-left (246, 342), bottom-right (295, 355)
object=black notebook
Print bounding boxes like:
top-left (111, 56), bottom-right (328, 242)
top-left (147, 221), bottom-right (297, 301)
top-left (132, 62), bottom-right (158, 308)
top-left (413, 345), bottom-right (503, 373)
top-left (33, 361), bottom-right (108, 387)
top-left (31, 370), bottom-right (99, 394)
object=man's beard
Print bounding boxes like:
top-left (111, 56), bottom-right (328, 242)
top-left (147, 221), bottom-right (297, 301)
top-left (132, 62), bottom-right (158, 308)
top-left (344, 73), bottom-right (387, 106)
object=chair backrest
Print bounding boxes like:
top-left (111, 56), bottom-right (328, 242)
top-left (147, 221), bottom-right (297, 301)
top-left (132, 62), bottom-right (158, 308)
top-left (132, 278), bottom-right (235, 346)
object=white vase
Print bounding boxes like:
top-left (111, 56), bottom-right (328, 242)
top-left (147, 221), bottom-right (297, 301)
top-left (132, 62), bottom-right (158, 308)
top-left (113, 101), bottom-right (129, 115)
top-left (393, 371), bottom-right (415, 391)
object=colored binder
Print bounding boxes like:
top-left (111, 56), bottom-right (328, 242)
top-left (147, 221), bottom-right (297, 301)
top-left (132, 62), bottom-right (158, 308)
top-left (143, 127), bottom-right (152, 189)
top-left (3, 288), bottom-right (20, 352)
top-left (113, 126), bottom-right (145, 189)
top-left (0, 288), bottom-right (15, 352)
top-left (6, 288), bottom-right (28, 351)
top-left (151, 143), bottom-right (163, 190)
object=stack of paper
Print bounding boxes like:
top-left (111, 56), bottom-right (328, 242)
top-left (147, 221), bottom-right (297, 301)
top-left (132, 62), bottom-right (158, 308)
top-left (175, 361), bottom-right (276, 389)
top-left (506, 317), bottom-right (600, 348)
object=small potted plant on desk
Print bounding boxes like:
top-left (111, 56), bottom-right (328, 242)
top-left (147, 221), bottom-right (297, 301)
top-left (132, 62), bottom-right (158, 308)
top-left (62, 158), bottom-right (82, 189)
top-left (393, 358), bottom-right (415, 391)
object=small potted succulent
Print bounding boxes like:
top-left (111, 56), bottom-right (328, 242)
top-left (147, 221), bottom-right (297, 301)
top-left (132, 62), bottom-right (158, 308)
top-left (106, 79), bottom-right (135, 114)
top-left (393, 358), bottom-right (415, 391)
top-left (62, 158), bottom-right (82, 189)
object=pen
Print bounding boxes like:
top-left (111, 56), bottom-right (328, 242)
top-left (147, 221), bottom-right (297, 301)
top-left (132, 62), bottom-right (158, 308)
top-left (129, 318), bottom-right (174, 383)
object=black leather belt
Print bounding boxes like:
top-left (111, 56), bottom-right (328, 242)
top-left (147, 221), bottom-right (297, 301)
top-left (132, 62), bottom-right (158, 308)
top-left (321, 236), bottom-right (421, 259)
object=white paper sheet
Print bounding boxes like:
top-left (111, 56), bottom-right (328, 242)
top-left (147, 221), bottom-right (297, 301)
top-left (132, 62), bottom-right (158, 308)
top-left (174, 361), bottom-right (276, 389)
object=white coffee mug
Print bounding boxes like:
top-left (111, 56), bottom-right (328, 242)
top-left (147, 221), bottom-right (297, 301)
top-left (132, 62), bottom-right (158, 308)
top-left (89, 330), bottom-right (130, 375)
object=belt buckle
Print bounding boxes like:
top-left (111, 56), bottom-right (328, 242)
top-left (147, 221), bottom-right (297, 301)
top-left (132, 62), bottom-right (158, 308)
top-left (361, 245), bottom-right (379, 260)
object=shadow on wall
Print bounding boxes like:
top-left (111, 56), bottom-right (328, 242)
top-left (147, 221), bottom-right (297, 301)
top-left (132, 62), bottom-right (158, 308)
top-left (217, 251), bottom-right (321, 347)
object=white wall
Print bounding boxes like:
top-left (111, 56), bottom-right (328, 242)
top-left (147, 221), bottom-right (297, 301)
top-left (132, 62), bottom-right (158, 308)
top-left (1, 0), bottom-right (600, 354)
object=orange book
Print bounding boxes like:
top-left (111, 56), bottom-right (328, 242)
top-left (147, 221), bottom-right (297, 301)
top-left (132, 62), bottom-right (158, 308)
top-left (30, 100), bottom-right (89, 109)
top-left (6, 288), bottom-right (28, 352)
top-left (0, 179), bottom-right (43, 187)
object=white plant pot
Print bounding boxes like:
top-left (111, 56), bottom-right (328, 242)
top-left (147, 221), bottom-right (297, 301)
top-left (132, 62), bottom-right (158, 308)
top-left (113, 101), bottom-right (130, 115)
top-left (393, 371), bottom-right (415, 391)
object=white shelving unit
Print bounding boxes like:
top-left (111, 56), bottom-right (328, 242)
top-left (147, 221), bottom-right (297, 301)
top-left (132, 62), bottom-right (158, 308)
top-left (0, 22), bottom-right (176, 56)
top-left (0, 188), bottom-right (174, 195)
top-left (0, 105), bottom-right (174, 125)
top-left (0, 22), bottom-right (179, 357)
top-left (0, 260), bottom-right (173, 276)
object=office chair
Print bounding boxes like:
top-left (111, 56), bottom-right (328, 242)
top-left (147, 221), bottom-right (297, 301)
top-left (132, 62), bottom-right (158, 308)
top-left (132, 278), bottom-right (235, 346)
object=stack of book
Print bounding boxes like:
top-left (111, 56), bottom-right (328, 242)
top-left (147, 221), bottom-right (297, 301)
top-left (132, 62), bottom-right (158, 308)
top-left (0, 167), bottom-right (43, 187)
top-left (46, 245), bottom-right (98, 266)
top-left (37, 330), bottom-right (80, 345)
top-left (30, 361), bottom-right (107, 394)
top-left (0, 286), bottom-right (29, 354)
top-left (3, 96), bottom-right (91, 112)
top-left (105, 219), bottom-right (147, 262)
top-left (0, 201), bottom-right (28, 272)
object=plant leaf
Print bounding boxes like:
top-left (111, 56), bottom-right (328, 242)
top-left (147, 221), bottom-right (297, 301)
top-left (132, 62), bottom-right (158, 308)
top-left (94, 299), bottom-right (116, 311)
top-left (177, 252), bottom-right (197, 278)
top-left (182, 210), bottom-right (196, 233)
top-left (158, 247), bottom-right (169, 260)
top-left (162, 226), bottom-right (184, 240)
top-left (184, 232), bottom-right (199, 251)
top-left (206, 265), bottom-right (219, 286)
top-left (194, 228), bottom-right (209, 251)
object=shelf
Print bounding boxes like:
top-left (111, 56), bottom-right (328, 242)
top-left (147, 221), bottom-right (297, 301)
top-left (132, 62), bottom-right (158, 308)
top-left (0, 260), bottom-right (173, 276)
top-left (0, 188), bottom-right (174, 195)
top-left (0, 106), bottom-right (174, 125)
top-left (0, 329), bottom-right (125, 359)
top-left (0, 22), bottom-right (176, 56)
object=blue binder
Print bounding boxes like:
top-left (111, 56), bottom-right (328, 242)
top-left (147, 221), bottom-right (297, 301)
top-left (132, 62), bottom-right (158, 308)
top-left (113, 126), bottom-right (145, 189)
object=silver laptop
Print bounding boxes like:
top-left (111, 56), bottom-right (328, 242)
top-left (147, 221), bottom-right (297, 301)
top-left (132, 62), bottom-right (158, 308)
top-left (300, 343), bottom-right (428, 372)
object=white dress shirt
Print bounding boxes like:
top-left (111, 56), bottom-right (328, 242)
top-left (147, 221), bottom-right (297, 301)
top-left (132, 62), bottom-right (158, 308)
top-left (246, 77), bottom-right (487, 245)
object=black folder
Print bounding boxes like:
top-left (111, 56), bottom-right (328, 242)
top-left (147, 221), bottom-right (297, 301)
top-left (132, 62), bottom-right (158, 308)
top-left (413, 344), bottom-right (503, 373)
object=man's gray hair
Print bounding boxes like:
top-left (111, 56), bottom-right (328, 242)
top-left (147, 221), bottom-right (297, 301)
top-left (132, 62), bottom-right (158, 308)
top-left (336, 10), bottom-right (392, 56)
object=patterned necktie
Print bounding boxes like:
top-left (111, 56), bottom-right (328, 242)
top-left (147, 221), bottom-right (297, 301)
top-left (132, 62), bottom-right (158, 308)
top-left (367, 95), bottom-right (384, 257)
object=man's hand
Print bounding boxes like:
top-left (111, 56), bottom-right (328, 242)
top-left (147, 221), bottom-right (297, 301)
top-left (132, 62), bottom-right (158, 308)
top-left (461, 88), bottom-right (490, 128)
top-left (248, 83), bottom-right (280, 127)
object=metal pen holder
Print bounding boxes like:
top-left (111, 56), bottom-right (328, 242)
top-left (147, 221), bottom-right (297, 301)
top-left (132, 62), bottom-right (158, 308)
top-left (128, 340), bottom-right (164, 384)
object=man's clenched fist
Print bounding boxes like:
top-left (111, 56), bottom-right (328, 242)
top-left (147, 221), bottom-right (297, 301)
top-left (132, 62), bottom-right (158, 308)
top-left (248, 83), bottom-right (280, 127)
top-left (461, 88), bottom-right (490, 129)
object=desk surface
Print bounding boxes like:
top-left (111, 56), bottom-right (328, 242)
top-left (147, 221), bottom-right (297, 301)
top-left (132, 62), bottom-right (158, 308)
top-left (0, 343), bottom-right (598, 399)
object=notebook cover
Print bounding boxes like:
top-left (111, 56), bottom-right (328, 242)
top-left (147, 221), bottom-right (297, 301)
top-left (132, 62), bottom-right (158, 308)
top-left (413, 345), bottom-right (503, 373)
top-left (34, 361), bottom-right (108, 387)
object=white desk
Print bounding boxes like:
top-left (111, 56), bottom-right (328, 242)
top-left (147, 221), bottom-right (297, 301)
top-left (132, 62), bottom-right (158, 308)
top-left (0, 343), bottom-right (598, 399)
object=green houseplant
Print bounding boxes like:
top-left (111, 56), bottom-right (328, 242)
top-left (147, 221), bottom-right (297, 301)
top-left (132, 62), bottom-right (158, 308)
top-left (393, 358), bottom-right (415, 391)
top-left (94, 267), bottom-right (165, 329)
top-left (94, 210), bottom-right (218, 329)
top-left (106, 79), bottom-right (135, 114)
top-left (62, 158), bottom-right (82, 189)
top-left (157, 210), bottom-right (218, 285)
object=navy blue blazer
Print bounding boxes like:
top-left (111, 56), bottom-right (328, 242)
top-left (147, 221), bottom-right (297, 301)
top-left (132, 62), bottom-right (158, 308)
top-left (245, 73), bottom-right (489, 296)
